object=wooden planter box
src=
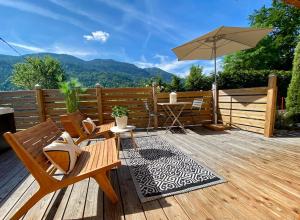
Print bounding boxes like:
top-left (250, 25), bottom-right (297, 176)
top-left (60, 114), bottom-right (78, 138)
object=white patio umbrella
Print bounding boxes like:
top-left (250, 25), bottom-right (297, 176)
top-left (172, 26), bottom-right (272, 124)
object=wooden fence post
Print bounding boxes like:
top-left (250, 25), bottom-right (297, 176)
top-left (152, 82), bottom-right (158, 129)
top-left (264, 75), bottom-right (277, 137)
top-left (35, 84), bottom-right (46, 122)
top-left (96, 83), bottom-right (103, 124)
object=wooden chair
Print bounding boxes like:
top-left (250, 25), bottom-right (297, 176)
top-left (67, 110), bottom-right (115, 144)
top-left (4, 119), bottom-right (121, 220)
top-left (191, 98), bottom-right (204, 110)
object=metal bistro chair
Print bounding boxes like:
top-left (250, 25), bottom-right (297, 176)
top-left (192, 98), bottom-right (204, 110)
top-left (144, 101), bottom-right (166, 134)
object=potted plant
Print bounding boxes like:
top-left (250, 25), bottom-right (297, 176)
top-left (111, 106), bottom-right (129, 129)
top-left (59, 79), bottom-right (86, 137)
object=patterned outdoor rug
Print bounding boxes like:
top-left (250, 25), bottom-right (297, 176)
top-left (121, 135), bottom-right (225, 202)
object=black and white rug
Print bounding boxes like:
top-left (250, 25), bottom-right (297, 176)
top-left (121, 135), bottom-right (225, 202)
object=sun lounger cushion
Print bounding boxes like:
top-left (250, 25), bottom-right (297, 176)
top-left (43, 132), bottom-right (82, 174)
top-left (82, 117), bottom-right (96, 134)
top-left (57, 131), bottom-right (82, 155)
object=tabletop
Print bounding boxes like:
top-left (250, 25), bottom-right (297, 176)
top-left (110, 125), bottom-right (136, 133)
top-left (157, 102), bottom-right (192, 106)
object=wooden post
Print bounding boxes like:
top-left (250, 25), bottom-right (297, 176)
top-left (152, 82), bottom-right (158, 129)
top-left (264, 75), bottom-right (277, 137)
top-left (212, 82), bottom-right (218, 124)
top-left (96, 83), bottom-right (103, 124)
top-left (35, 84), bottom-right (46, 122)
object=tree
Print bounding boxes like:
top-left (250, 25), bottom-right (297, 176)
top-left (185, 65), bottom-right (212, 91)
top-left (166, 75), bottom-right (184, 92)
top-left (223, 0), bottom-right (300, 72)
top-left (12, 56), bottom-right (65, 89)
top-left (286, 40), bottom-right (300, 122)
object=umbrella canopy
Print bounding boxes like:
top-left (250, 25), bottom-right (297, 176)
top-left (172, 26), bottom-right (272, 61)
top-left (172, 26), bottom-right (272, 125)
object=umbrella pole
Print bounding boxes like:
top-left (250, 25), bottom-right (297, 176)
top-left (213, 41), bottom-right (218, 124)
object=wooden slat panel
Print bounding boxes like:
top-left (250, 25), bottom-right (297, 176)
top-left (218, 95), bottom-right (267, 103)
top-left (219, 87), bottom-right (268, 96)
top-left (219, 109), bottom-right (266, 120)
top-left (218, 103), bottom-right (266, 111)
top-left (220, 115), bottom-right (265, 128)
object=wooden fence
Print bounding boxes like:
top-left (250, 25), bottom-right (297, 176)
top-left (0, 86), bottom-right (211, 130)
top-left (0, 75), bottom-right (277, 136)
top-left (218, 75), bottom-right (277, 137)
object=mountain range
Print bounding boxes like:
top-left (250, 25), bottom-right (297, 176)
top-left (0, 53), bottom-right (175, 90)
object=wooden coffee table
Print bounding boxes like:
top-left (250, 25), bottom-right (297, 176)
top-left (110, 125), bottom-right (137, 156)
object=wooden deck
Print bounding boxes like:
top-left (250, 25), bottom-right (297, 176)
top-left (0, 128), bottom-right (300, 220)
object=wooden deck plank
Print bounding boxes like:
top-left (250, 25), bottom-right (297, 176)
top-left (165, 130), bottom-right (299, 219)
top-left (103, 171), bottom-right (124, 220)
top-left (0, 128), bottom-right (299, 219)
top-left (117, 152), bottom-right (147, 220)
top-left (83, 178), bottom-right (104, 220)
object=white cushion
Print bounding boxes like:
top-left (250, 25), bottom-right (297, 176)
top-left (82, 117), bottom-right (96, 134)
top-left (43, 132), bottom-right (82, 174)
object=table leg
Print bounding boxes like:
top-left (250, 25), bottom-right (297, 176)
top-left (161, 105), bottom-right (172, 129)
top-left (130, 130), bottom-right (138, 151)
top-left (167, 105), bottom-right (187, 132)
top-left (115, 134), bottom-right (120, 159)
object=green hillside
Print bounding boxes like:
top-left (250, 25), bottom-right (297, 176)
top-left (0, 53), bottom-right (175, 90)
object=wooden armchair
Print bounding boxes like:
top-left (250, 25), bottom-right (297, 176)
top-left (4, 119), bottom-right (121, 220)
top-left (67, 110), bottom-right (115, 144)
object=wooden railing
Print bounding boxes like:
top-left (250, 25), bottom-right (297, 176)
top-left (0, 75), bottom-right (277, 137)
top-left (218, 75), bottom-right (277, 137)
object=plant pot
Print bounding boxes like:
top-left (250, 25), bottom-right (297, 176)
top-left (115, 116), bottom-right (128, 129)
top-left (60, 114), bottom-right (78, 137)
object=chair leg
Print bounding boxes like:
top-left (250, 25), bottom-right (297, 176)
top-left (10, 189), bottom-right (46, 220)
top-left (147, 115), bottom-right (151, 134)
top-left (93, 171), bottom-right (118, 204)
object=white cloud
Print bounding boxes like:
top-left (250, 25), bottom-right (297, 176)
top-left (134, 54), bottom-right (223, 76)
top-left (83, 31), bottom-right (110, 42)
top-left (8, 42), bottom-right (45, 53)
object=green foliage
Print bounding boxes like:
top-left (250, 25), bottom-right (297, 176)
top-left (11, 56), bottom-right (65, 89)
top-left (165, 75), bottom-right (184, 92)
top-left (218, 69), bottom-right (292, 99)
top-left (286, 40), bottom-right (300, 122)
top-left (223, 0), bottom-right (300, 72)
top-left (59, 79), bottom-right (86, 113)
top-left (0, 53), bottom-right (174, 91)
top-left (111, 106), bottom-right (129, 118)
top-left (275, 110), bottom-right (295, 129)
top-left (185, 65), bottom-right (213, 91)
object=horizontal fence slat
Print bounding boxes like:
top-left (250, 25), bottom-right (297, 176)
top-left (219, 87), bottom-right (268, 96)
top-left (218, 95), bottom-right (267, 103)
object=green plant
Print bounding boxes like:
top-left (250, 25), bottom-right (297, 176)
top-left (59, 79), bottom-right (86, 113)
top-left (286, 40), bottom-right (300, 124)
top-left (111, 106), bottom-right (129, 118)
top-left (12, 56), bottom-right (65, 89)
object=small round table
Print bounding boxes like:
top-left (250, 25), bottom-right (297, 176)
top-left (110, 125), bottom-right (137, 155)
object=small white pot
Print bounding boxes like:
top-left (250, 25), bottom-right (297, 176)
top-left (115, 116), bottom-right (128, 129)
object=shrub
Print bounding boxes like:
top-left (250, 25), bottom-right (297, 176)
top-left (286, 40), bottom-right (300, 123)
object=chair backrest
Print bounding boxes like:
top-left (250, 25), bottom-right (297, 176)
top-left (192, 98), bottom-right (204, 110)
top-left (4, 119), bottom-right (61, 185)
top-left (68, 110), bottom-right (88, 137)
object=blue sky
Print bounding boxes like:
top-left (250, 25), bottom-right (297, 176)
top-left (0, 0), bottom-right (271, 76)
